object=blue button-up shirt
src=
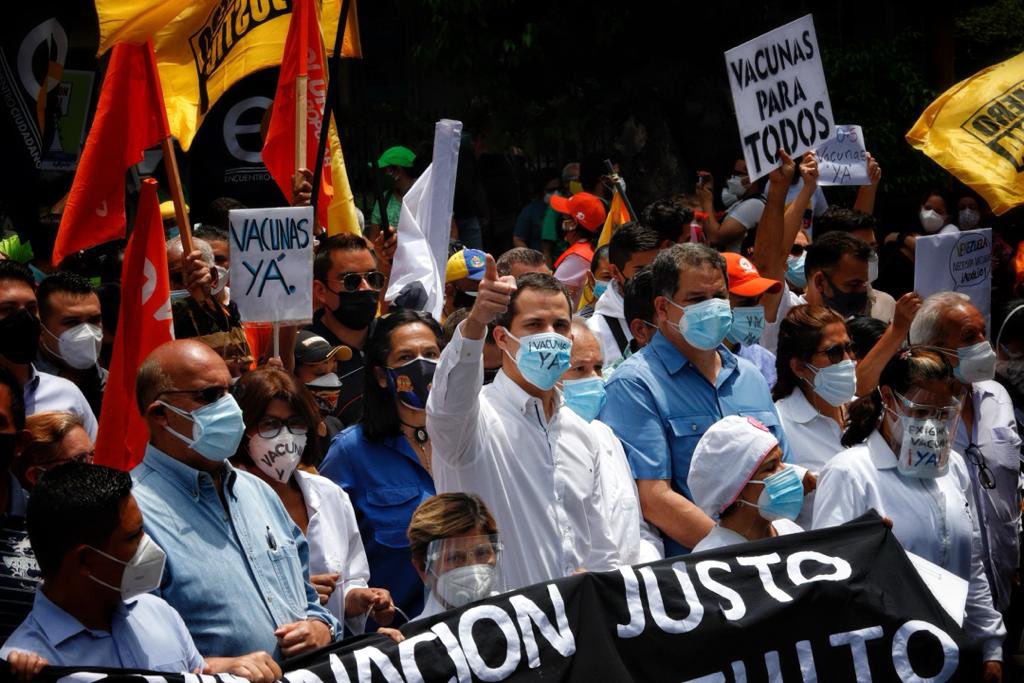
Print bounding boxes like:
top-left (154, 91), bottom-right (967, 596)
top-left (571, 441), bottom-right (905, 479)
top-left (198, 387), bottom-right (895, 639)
top-left (601, 332), bottom-right (789, 556)
top-left (319, 424), bottom-right (434, 619)
top-left (131, 445), bottom-right (338, 661)
top-left (1, 591), bottom-right (204, 672)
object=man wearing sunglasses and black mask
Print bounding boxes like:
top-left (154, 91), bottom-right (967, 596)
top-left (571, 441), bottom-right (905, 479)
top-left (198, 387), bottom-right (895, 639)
top-left (309, 235), bottom-right (385, 426)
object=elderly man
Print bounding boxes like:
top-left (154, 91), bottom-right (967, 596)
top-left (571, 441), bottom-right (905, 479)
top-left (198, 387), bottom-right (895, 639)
top-left (130, 340), bottom-right (339, 662)
top-left (601, 244), bottom-right (789, 557)
top-left (909, 292), bottom-right (1023, 616)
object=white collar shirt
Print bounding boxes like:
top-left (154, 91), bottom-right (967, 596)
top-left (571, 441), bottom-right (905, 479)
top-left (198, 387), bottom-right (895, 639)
top-left (812, 430), bottom-right (1005, 661)
top-left (427, 324), bottom-right (620, 593)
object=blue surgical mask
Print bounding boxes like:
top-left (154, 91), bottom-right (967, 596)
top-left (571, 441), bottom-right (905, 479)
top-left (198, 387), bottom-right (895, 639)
top-left (803, 359), bottom-right (857, 407)
top-left (592, 280), bottom-right (610, 300)
top-left (562, 377), bottom-right (606, 422)
top-left (786, 253), bottom-right (806, 288)
top-left (502, 330), bottom-right (572, 391)
top-left (726, 305), bottom-right (765, 347)
top-left (668, 297), bottom-right (733, 350)
top-left (159, 393), bottom-right (245, 462)
top-left (745, 465), bottom-right (804, 522)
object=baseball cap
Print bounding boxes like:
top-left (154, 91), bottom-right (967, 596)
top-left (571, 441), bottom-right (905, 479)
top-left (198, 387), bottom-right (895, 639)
top-left (295, 330), bottom-right (353, 365)
top-left (377, 146), bottom-right (416, 169)
top-left (549, 192), bottom-right (607, 232)
top-left (445, 248), bottom-right (487, 283)
top-left (724, 253), bottom-right (782, 298)
top-left (687, 415), bottom-right (779, 518)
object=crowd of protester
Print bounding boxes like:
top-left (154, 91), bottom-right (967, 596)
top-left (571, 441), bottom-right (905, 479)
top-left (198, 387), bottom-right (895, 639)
top-left (0, 143), bottom-right (1021, 682)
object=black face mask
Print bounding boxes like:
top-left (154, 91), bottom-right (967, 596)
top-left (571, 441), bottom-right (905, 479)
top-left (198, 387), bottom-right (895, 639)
top-left (331, 290), bottom-right (378, 331)
top-left (0, 309), bottom-right (40, 364)
top-left (483, 367), bottom-right (500, 385)
top-left (453, 290), bottom-right (477, 310)
top-left (822, 276), bottom-right (868, 319)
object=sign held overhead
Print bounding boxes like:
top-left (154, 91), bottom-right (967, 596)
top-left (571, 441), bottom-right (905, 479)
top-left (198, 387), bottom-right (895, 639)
top-left (725, 14), bottom-right (835, 179)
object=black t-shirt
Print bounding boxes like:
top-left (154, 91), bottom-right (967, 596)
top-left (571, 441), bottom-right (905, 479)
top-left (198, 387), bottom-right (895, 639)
top-left (309, 311), bottom-right (365, 428)
top-left (0, 481), bottom-right (40, 642)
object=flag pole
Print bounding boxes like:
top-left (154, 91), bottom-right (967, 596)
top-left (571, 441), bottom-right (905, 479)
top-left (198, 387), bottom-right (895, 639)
top-left (143, 41), bottom-right (192, 254)
top-left (295, 0), bottom-right (309, 178)
top-left (603, 159), bottom-right (636, 221)
top-left (310, 0), bottom-right (352, 218)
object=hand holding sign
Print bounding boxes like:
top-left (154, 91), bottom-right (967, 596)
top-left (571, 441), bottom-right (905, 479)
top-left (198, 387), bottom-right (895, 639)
top-left (465, 254), bottom-right (516, 339)
top-left (799, 149), bottom-right (820, 189)
top-left (183, 249), bottom-right (213, 305)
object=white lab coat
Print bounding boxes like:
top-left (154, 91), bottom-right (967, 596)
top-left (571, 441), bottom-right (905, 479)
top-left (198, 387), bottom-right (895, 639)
top-left (692, 519), bottom-right (803, 553)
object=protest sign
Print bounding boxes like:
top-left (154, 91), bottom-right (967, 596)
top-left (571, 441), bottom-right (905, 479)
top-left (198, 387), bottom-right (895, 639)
top-left (228, 206), bottom-right (314, 324)
top-left (19, 515), bottom-right (973, 682)
top-left (725, 14), bottom-right (835, 179)
top-left (816, 124), bottom-right (870, 186)
top-left (914, 228), bottom-right (993, 331)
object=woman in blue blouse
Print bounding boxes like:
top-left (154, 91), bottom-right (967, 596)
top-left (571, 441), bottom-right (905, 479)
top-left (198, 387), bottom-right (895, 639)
top-left (319, 310), bottom-right (439, 619)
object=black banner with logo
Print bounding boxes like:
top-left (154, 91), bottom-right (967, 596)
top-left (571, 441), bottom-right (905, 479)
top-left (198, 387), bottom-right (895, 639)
top-left (6, 514), bottom-right (974, 682)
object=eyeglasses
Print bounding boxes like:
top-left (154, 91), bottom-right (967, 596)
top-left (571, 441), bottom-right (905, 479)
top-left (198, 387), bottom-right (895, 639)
top-left (812, 342), bottom-right (855, 364)
top-left (35, 450), bottom-right (94, 470)
top-left (159, 386), bottom-right (228, 405)
top-left (256, 415), bottom-right (309, 438)
top-left (964, 444), bottom-right (996, 490)
top-left (325, 271), bottom-right (385, 293)
top-left (891, 391), bottom-right (961, 422)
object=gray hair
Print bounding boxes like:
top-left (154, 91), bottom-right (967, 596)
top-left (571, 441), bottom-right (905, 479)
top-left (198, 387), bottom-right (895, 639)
top-left (166, 236), bottom-right (215, 267)
top-left (561, 162), bottom-right (580, 184)
top-left (652, 243), bottom-right (728, 299)
top-left (908, 291), bottom-right (972, 345)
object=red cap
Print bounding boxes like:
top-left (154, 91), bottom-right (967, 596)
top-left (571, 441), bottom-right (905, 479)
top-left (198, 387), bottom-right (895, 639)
top-left (549, 192), bottom-right (607, 232)
top-left (725, 252), bottom-right (782, 297)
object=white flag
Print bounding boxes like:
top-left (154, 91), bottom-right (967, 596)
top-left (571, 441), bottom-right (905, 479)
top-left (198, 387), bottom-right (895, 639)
top-left (385, 119), bottom-right (462, 320)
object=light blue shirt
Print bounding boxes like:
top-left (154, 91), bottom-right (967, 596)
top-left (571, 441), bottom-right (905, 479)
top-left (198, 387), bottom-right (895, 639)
top-left (600, 332), bottom-right (789, 557)
top-left (131, 445), bottom-right (339, 661)
top-left (1, 591), bottom-right (203, 672)
top-left (24, 366), bottom-right (97, 439)
top-left (736, 342), bottom-right (777, 389)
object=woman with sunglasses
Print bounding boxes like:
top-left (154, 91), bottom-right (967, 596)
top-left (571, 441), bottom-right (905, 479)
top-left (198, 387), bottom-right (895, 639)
top-left (318, 310), bottom-right (442, 621)
top-left (231, 368), bottom-right (396, 636)
top-left (772, 304), bottom-right (856, 526)
top-left (813, 348), bottom-right (1006, 682)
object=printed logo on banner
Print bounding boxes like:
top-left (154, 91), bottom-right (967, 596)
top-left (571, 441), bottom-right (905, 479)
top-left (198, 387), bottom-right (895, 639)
top-left (228, 206), bottom-right (314, 324)
top-left (724, 14), bottom-right (835, 179)
top-left (816, 124), bottom-right (870, 186)
top-left (959, 79), bottom-right (1024, 172)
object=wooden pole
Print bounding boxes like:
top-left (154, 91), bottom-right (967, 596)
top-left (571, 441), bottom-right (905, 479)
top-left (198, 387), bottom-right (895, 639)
top-left (310, 0), bottom-right (352, 218)
top-left (295, 0), bottom-right (309, 177)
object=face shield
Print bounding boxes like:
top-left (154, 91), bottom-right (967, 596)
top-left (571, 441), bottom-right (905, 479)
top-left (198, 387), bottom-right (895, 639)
top-left (425, 534), bottom-right (502, 610)
top-left (884, 390), bottom-right (962, 479)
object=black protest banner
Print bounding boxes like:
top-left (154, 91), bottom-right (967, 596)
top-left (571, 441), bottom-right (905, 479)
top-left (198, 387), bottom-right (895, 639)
top-left (724, 14), bottom-right (835, 179)
top-left (11, 515), bottom-right (971, 682)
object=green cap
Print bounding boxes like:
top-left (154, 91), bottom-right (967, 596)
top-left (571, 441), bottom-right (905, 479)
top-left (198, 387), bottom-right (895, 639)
top-left (377, 146), bottom-right (416, 169)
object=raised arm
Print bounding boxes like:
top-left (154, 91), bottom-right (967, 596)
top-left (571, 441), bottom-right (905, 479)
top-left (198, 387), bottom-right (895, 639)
top-left (853, 152), bottom-right (881, 215)
top-left (752, 149), bottom-right (795, 323)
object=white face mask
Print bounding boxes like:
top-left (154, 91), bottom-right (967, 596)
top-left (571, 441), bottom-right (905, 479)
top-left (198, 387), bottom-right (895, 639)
top-left (88, 533), bottom-right (166, 600)
top-left (919, 208), bottom-right (944, 233)
top-left (894, 416), bottom-right (951, 479)
top-left (435, 564), bottom-right (495, 609)
top-left (249, 432), bottom-right (306, 483)
top-left (44, 322), bottom-right (102, 369)
top-left (958, 208), bottom-right (980, 230)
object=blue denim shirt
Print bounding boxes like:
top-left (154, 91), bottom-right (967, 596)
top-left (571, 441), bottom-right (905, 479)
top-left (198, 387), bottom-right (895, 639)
top-left (601, 332), bottom-right (789, 557)
top-left (131, 445), bottom-right (339, 661)
top-left (319, 424), bottom-right (434, 619)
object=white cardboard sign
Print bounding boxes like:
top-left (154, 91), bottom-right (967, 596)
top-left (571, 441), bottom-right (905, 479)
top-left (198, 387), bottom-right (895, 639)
top-left (816, 124), bottom-right (870, 186)
top-left (725, 14), bottom-right (835, 179)
top-left (913, 228), bottom-right (993, 331)
top-left (228, 206), bottom-right (314, 323)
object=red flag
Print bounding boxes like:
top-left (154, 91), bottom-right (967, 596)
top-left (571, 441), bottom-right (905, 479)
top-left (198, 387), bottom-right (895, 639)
top-left (94, 178), bottom-right (173, 470)
top-left (262, 0), bottom-right (333, 228)
top-left (53, 42), bottom-right (163, 266)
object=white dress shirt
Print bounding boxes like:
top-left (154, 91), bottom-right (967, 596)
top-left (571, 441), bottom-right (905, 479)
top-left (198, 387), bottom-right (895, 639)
top-left (294, 470), bottom-right (371, 634)
top-left (591, 419), bottom-right (663, 565)
top-left (775, 388), bottom-right (844, 527)
top-left (692, 519), bottom-right (802, 553)
top-left (24, 366), bottom-right (97, 439)
top-left (952, 380), bottom-right (1023, 613)
top-left (812, 430), bottom-right (1006, 661)
top-left (587, 284), bottom-right (631, 365)
top-left (427, 324), bottom-right (620, 592)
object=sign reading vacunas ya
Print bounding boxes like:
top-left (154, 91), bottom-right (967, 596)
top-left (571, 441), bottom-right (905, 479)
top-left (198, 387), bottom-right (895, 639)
top-left (725, 14), bottom-right (835, 179)
top-left (228, 206), bottom-right (314, 324)
top-left (21, 515), bottom-right (968, 683)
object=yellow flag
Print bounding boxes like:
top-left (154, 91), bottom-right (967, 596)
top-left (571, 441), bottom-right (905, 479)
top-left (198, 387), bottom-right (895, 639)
top-left (327, 120), bottom-right (361, 236)
top-left (94, 0), bottom-right (361, 150)
top-left (597, 191), bottom-right (630, 249)
top-left (906, 51), bottom-right (1024, 215)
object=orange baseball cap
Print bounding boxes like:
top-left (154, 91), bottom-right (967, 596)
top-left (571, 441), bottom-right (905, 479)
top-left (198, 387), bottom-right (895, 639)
top-left (549, 192), bottom-right (607, 232)
top-left (724, 252), bottom-right (782, 297)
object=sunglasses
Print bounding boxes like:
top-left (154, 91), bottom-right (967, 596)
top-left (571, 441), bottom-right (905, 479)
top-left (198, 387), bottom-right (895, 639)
top-left (256, 415), bottom-right (309, 439)
top-left (812, 342), bottom-right (855, 364)
top-left (964, 444), bottom-right (996, 490)
top-left (159, 385), bottom-right (229, 405)
top-left (325, 271), bottom-right (386, 293)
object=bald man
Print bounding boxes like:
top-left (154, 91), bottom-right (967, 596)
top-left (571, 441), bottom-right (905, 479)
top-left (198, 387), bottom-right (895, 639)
top-left (561, 321), bottom-right (663, 565)
top-left (129, 341), bottom-right (339, 662)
